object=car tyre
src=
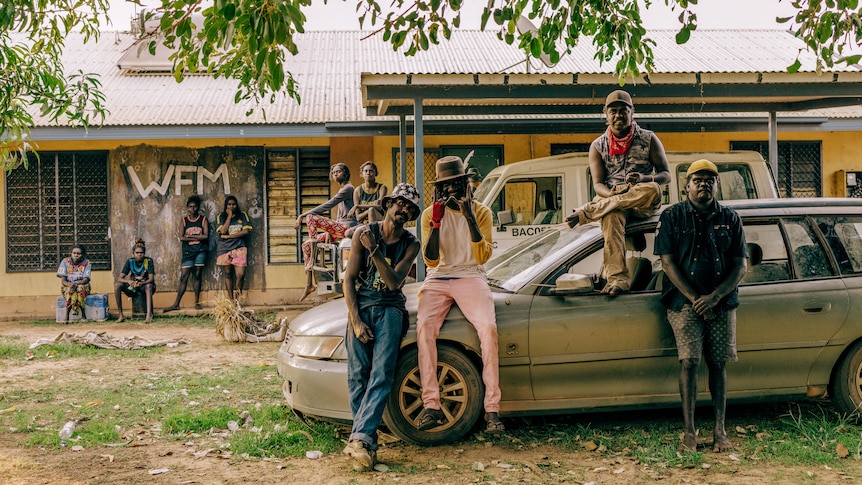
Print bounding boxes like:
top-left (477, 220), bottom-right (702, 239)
top-left (382, 346), bottom-right (483, 446)
top-left (831, 340), bottom-right (862, 414)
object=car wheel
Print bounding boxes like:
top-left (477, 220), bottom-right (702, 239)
top-left (382, 346), bottom-right (483, 446)
top-left (831, 340), bottom-right (862, 414)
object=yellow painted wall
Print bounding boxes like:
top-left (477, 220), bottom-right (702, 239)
top-left (3, 129), bottom-right (862, 314)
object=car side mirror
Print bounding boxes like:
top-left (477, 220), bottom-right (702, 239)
top-left (550, 273), bottom-right (595, 296)
top-left (497, 210), bottom-right (514, 231)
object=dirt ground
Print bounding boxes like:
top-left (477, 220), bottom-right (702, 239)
top-left (1, 318), bottom-right (861, 485)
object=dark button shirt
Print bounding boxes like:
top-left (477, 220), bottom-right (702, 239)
top-left (654, 199), bottom-right (746, 311)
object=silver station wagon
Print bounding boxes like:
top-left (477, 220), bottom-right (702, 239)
top-left (277, 198), bottom-right (862, 446)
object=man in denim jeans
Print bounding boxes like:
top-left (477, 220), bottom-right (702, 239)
top-left (342, 183), bottom-right (421, 471)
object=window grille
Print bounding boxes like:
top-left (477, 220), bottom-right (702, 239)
top-left (730, 141), bottom-right (822, 197)
top-left (393, 149), bottom-right (439, 208)
top-left (5, 151), bottom-right (110, 272)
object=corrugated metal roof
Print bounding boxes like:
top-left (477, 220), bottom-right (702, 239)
top-left (31, 29), bottom-right (862, 127)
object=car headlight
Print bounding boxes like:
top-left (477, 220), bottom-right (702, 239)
top-left (286, 335), bottom-right (345, 360)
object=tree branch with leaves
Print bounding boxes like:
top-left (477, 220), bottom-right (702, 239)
top-left (2, 0), bottom-right (860, 170)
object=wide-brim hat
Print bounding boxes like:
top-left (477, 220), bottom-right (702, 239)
top-left (381, 183), bottom-right (421, 221)
top-left (431, 156), bottom-right (469, 184)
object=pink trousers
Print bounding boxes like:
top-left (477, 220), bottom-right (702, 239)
top-left (301, 213), bottom-right (351, 270)
top-left (416, 277), bottom-right (500, 413)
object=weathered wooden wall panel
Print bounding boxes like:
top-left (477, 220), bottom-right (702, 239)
top-left (111, 145), bottom-right (266, 293)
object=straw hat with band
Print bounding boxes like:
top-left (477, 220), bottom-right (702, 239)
top-left (431, 156), bottom-right (470, 184)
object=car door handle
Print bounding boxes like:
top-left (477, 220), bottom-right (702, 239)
top-left (803, 302), bottom-right (831, 314)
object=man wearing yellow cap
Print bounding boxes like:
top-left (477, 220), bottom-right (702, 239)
top-left (566, 90), bottom-right (671, 296)
top-left (654, 159), bottom-right (747, 453)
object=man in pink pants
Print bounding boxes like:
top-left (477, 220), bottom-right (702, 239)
top-left (415, 155), bottom-right (503, 435)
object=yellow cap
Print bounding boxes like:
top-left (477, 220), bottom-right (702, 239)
top-left (686, 159), bottom-right (719, 176)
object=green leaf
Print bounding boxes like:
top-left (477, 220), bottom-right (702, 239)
top-left (530, 37), bottom-right (541, 57)
top-left (787, 58), bottom-right (802, 73)
top-left (675, 27), bottom-right (691, 44)
top-left (223, 3), bottom-right (236, 21)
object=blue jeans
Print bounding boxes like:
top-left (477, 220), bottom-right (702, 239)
top-left (346, 305), bottom-right (403, 450)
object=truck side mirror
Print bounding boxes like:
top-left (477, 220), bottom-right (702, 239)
top-left (497, 210), bottom-right (514, 231)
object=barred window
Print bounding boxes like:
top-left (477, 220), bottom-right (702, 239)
top-left (5, 151), bottom-right (111, 272)
top-left (730, 141), bottom-right (822, 197)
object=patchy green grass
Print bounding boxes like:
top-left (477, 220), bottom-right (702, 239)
top-left (0, 316), bottom-right (338, 459)
top-left (3, 315), bottom-right (862, 474)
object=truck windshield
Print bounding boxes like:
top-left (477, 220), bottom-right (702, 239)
top-left (473, 175), bottom-right (497, 203)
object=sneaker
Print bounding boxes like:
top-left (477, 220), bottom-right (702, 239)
top-left (342, 440), bottom-right (376, 471)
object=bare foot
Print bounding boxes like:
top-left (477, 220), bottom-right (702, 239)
top-left (194, 303), bottom-right (203, 310)
top-left (163, 306), bottom-right (179, 313)
top-left (299, 286), bottom-right (316, 302)
top-left (116, 315), bottom-right (125, 323)
top-left (679, 432), bottom-right (697, 453)
top-left (713, 435), bottom-right (733, 453)
top-left (145, 315), bottom-right (152, 324)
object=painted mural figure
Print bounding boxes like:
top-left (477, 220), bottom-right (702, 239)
top-left (345, 161), bottom-right (389, 238)
top-left (342, 183), bottom-right (421, 471)
top-left (415, 156), bottom-right (504, 435)
top-left (294, 162), bottom-right (357, 301)
top-left (115, 239), bottom-right (156, 323)
top-left (164, 195), bottom-right (209, 312)
top-left (57, 244), bottom-right (92, 324)
top-left (655, 160), bottom-right (747, 453)
top-left (216, 195), bottom-right (253, 301)
top-left (565, 89), bottom-right (671, 297)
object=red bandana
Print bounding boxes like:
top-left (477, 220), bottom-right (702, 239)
top-left (608, 121), bottom-right (637, 156)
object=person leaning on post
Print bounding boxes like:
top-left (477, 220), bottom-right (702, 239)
top-left (654, 159), bottom-right (747, 453)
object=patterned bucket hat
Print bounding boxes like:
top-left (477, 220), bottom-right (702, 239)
top-left (382, 183), bottom-right (422, 221)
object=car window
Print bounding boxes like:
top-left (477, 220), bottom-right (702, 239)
top-left (785, 219), bottom-right (833, 279)
top-left (742, 222), bottom-right (791, 283)
top-left (816, 216), bottom-right (862, 275)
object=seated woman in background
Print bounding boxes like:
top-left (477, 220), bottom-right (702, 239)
top-left (346, 161), bottom-right (388, 237)
top-left (57, 244), bottom-right (92, 324)
top-left (115, 239), bottom-right (156, 323)
top-left (294, 163), bottom-right (356, 300)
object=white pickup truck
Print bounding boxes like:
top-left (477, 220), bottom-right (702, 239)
top-left (313, 150), bottom-right (777, 296)
top-left (475, 150), bottom-right (777, 253)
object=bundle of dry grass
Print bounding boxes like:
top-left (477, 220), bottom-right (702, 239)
top-left (213, 293), bottom-right (284, 343)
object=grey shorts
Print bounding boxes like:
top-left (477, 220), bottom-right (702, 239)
top-left (667, 305), bottom-right (738, 363)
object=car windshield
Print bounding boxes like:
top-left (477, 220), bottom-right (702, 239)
top-left (485, 224), bottom-right (600, 291)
